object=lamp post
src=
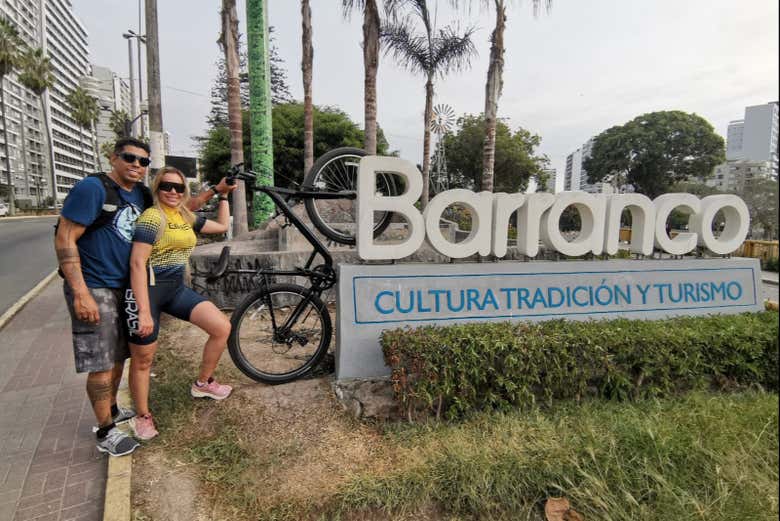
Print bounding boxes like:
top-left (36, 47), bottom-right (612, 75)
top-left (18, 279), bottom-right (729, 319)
top-left (122, 31), bottom-right (146, 137)
top-left (125, 29), bottom-right (146, 138)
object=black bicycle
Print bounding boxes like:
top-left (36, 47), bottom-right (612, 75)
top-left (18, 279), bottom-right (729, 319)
top-left (201, 148), bottom-right (397, 384)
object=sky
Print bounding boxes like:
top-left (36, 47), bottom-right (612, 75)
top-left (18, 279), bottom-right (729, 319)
top-left (72, 0), bottom-right (779, 191)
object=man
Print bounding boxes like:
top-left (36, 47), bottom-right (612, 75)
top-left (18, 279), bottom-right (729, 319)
top-left (55, 137), bottom-right (234, 456)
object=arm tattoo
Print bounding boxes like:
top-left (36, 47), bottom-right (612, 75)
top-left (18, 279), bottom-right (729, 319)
top-left (56, 247), bottom-right (80, 265)
top-left (86, 380), bottom-right (114, 407)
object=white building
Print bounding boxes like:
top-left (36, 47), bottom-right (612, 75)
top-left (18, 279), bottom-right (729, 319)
top-left (726, 102), bottom-right (779, 178)
top-left (0, 0), bottom-right (49, 206)
top-left (43, 0), bottom-right (96, 200)
top-left (0, 0), bottom-right (95, 205)
top-left (563, 148), bottom-right (582, 191)
top-left (536, 167), bottom-right (555, 193)
top-left (85, 65), bottom-right (131, 171)
top-left (707, 160), bottom-right (773, 192)
top-left (563, 137), bottom-right (613, 193)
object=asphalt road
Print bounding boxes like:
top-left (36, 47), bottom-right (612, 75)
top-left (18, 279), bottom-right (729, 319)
top-left (0, 216), bottom-right (59, 316)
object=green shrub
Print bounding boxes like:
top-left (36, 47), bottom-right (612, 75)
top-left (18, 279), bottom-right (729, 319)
top-left (763, 256), bottom-right (779, 272)
top-left (382, 312), bottom-right (778, 419)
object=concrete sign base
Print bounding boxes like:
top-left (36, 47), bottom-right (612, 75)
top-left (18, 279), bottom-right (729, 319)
top-left (336, 258), bottom-right (763, 380)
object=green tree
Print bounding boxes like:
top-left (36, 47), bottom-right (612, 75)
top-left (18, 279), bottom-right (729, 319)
top-left (382, 0), bottom-right (476, 207)
top-left (583, 111), bottom-right (725, 199)
top-left (199, 103), bottom-right (388, 189)
top-left (109, 109), bottom-right (131, 137)
top-left (738, 177), bottom-right (779, 240)
top-left (66, 86), bottom-right (100, 175)
top-left (0, 17), bottom-right (23, 215)
top-left (18, 47), bottom-right (56, 207)
top-left (441, 114), bottom-right (547, 193)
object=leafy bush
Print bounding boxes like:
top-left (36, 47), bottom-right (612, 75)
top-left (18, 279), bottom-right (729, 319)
top-left (763, 256), bottom-right (779, 272)
top-left (382, 312), bottom-right (778, 419)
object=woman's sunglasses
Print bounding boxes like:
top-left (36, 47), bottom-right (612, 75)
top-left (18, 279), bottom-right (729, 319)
top-left (118, 152), bottom-right (151, 167)
top-left (158, 181), bottom-right (186, 194)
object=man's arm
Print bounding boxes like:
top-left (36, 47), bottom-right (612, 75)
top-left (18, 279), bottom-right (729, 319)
top-left (55, 217), bottom-right (99, 323)
top-left (187, 177), bottom-right (236, 211)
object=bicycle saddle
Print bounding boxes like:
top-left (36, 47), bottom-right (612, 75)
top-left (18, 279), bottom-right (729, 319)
top-left (205, 246), bottom-right (231, 283)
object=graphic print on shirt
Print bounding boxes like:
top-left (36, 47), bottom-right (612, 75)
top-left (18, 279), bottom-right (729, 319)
top-left (133, 207), bottom-right (205, 280)
top-left (113, 203), bottom-right (143, 242)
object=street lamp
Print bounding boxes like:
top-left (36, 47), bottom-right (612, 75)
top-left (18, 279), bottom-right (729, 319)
top-left (122, 30), bottom-right (146, 138)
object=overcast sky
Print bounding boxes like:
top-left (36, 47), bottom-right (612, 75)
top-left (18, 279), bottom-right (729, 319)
top-left (73, 0), bottom-right (778, 191)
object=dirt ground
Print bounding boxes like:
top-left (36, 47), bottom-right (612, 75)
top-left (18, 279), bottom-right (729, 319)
top-left (130, 316), bottom-right (400, 521)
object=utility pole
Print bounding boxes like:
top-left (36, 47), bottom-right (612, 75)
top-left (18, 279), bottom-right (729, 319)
top-left (145, 0), bottom-right (164, 181)
top-left (246, 0), bottom-right (274, 224)
top-left (137, 0), bottom-right (145, 138)
top-left (123, 33), bottom-right (137, 137)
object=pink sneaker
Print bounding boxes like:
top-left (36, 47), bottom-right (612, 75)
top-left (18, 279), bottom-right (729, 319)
top-left (130, 413), bottom-right (158, 441)
top-left (190, 377), bottom-right (232, 400)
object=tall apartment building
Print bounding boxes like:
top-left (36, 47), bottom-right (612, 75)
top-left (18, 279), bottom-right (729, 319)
top-left (726, 101), bottom-right (779, 178)
top-left (85, 65), bottom-right (130, 171)
top-left (0, 0), bottom-right (95, 205)
top-left (707, 160), bottom-right (773, 192)
top-left (562, 148), bottom-right (582, 191)
top-left (0, 0), bottom-right (49, 206)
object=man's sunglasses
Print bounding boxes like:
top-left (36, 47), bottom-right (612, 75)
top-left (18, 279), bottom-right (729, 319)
top-left (118, 152), bottom-right (151, 167)
top-left (158, 181), bottom-right (186, 194)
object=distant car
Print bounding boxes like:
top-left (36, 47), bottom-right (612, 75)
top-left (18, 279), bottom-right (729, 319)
top-left (0, 202), bottom-right (8, 217)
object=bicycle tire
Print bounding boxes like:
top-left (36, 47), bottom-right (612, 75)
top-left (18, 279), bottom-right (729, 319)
top-left (228, 283), bottom-right (332, 384)
top-left (303, 147), bottom-right (395, 245)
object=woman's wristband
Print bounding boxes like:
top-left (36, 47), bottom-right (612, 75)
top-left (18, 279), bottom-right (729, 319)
top-left (218, 195), bottom-right (229, 201)
top-left (209, 186), bottom-right (219, 198)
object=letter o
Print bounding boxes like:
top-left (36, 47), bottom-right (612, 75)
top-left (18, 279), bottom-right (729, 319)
top-left (691, 195), bottom-right (750, 255)
top-left (653, 194), bottom-right (701, 255)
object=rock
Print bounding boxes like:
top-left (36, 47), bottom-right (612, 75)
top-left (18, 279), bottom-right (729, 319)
top-left (332, 377), bottom-right (399, 420)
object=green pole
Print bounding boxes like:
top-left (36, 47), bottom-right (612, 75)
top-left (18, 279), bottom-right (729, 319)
top-left (246, 0), bottom-right (274, 224)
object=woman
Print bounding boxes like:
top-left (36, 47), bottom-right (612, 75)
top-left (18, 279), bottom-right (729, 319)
top-left (126, 166), bottom-right (236, 440)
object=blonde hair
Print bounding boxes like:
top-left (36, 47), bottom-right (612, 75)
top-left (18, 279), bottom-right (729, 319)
top-left (150, 166), bottom-right (196, 242)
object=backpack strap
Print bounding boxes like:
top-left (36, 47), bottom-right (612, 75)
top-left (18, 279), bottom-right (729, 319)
top-left (83, 173), bottom-right (121, 235)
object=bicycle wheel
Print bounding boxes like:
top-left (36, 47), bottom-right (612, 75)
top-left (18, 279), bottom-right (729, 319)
top-left (228, 283), bottom-right (332, 384)
top-left (303, 147), bottom-right (396, 246)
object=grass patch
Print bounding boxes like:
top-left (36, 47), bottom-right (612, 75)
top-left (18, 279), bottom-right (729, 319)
top-left (324, 392), bottom-right (778, 521)
top-left (139, 319), bottom-right (778, 521)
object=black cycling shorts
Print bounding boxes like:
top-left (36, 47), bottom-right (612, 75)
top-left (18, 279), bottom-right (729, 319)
top-left (125, 278), bottom-right (207, 345)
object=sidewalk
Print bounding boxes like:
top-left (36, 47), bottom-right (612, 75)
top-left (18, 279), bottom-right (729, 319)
top-left (762, 270), bottom-right (778, 286)
top-left (0, 280), bottom-right (106, 521)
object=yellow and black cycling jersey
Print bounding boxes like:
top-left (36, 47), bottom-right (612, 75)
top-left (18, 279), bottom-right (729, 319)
top-left (133, 206), bottom-right (205, 280)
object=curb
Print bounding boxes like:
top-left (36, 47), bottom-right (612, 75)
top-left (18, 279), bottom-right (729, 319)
top-left (103, 365), bottom-right (133, 521)
top-left (0, 270), bottom-right (58, 331)
top-left (0, 214), bottom-right (59, 221)
top-left (762, 278), bottom-right (779, 287)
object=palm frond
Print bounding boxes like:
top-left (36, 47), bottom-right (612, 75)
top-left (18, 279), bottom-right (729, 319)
top-left (430, 24), bottom-right (477, 78)
top-left (381, 20), bottom-right (430, 75)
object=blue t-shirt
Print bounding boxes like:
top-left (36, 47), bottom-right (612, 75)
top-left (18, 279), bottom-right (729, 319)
top-left (61, 176), bottom-right (147, 288)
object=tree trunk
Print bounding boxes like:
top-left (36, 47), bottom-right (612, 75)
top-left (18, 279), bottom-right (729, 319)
top-left (92, 121), bottom-right (100, 172)
top-left (481, 0), bottom-right (506, 193)
top-left (363, 0), bottom-right (380, 155)
top-left (145, 0), bottom-right (165, 183)
top-left (421, 77), bottom-right (434, 207)
top-left (1, 80), bottom-right (16, 216)
top-left (40, 92), bottom-right (58, 209)
top-left (221, 0), bottom-right (248, 236)
top-left (301, 0), bottom-right (314, 176)
top-left (79, 125), bottom-right (86, 176)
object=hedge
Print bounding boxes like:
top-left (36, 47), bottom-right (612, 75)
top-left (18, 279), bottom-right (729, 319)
top-left (381, 312), bottom-right (779, 420)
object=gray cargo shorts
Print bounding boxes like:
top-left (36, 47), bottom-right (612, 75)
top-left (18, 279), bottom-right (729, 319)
top-left (63, 283), bottom-right (130, 373)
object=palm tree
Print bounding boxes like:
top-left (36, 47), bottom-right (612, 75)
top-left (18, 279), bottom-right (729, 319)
top-left (66, 86), bottom-right (100, 176)
top-left (342, 0), bottom-right (382, 155)
top-left (0, 17), bottom-right (23, 216)
top-left (219, 0), bottom-right (248, 236)
top-left (18, 48), bottom-right (56, 208)
top-left (452, 0), bottom-right (550, 192)
top-left (382, 0), bottom-right (476, 206)
top-left (301, 0), bottom-right (314, 175)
